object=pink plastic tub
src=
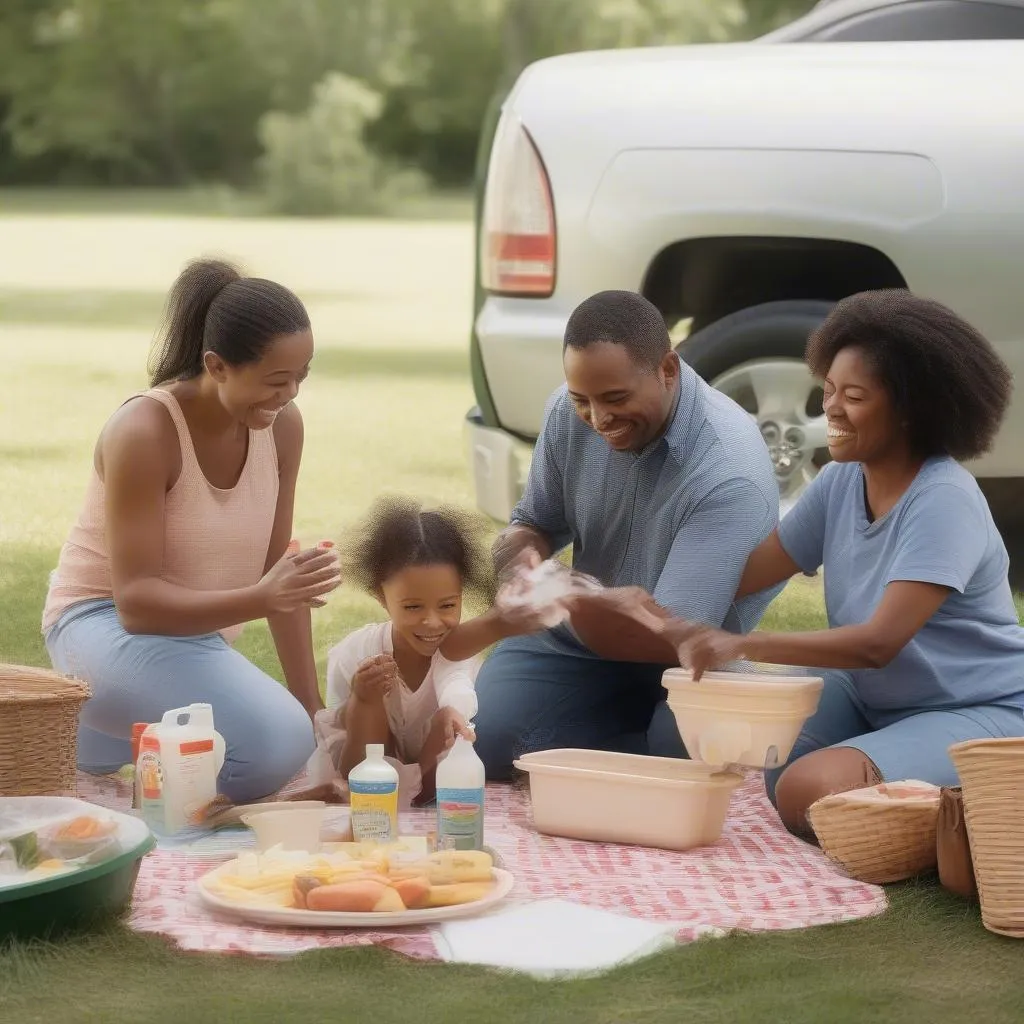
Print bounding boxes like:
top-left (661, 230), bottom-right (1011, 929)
top-left (513, 749), bottom-right (743, 851)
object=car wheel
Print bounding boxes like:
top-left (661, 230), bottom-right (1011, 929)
top-left (680, 300), bottom-right (833, 515)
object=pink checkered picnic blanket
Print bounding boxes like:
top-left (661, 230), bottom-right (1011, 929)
top-left (76, 770), bottom-right (887, 959)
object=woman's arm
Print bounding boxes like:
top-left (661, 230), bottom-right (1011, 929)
top-left (105, 403), bottom-right (271, 634)
top-left (264, 405), bottom-right (323, 719)
top-left (568, 481), bottom-right (781, 663)
top-left (735, 531), bottom-right (802, 600)
top-left (669, 580), bottom-right (951, 679)
top-left (105, 400), bottom-right (338, 639)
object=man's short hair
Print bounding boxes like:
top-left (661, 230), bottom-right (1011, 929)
top-left (563, 290), bottom-right (671, 370)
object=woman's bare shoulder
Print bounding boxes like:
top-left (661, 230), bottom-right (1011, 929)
top-left (272, 401), bottom-right (304, 469)
top-left (95, 393), bottom-right (180, 480)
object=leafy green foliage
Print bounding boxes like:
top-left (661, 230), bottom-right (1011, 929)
top-left (258, 73), bottom-right (426, 215)
top-left (0, 0), bottom-right (818, 191)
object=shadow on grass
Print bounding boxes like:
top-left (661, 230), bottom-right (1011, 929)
top-left (0, 543), bottom-right (56, 666)
top-left (0, 443), bottom-right (74, 465)
top-left (311, 346), bottom-right (469, 382)
top-left (0, 289), bottom-right (168, 329)
top-left (0, 287), bottom-right (366, 330)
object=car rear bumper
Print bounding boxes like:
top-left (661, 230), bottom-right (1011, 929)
top-left (475, 297), bottom-right (569, 438)
top-left (463, 407), bottom-right (534, 523)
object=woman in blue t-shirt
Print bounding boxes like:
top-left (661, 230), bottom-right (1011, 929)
top-left (629, 290), bottom-right (1024, 838)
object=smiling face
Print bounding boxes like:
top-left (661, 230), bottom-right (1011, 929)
top-left (823, 346), bottom-right (906, 465)
top-left (204, 328), bottom-right (314, 431)
top-left (563, 342), bottom-right (679, 452)
top-left (379, 563), bottom-right (464, 658)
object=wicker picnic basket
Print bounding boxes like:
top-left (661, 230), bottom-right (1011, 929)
top-left (807, 781), bottom-right (941, 885)
top-left (0, 664), bottom-right (91, 796)
top-left (949, 737), bottom-right (1024, 938)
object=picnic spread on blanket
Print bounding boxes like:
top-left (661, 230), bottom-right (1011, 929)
top-left (6, 641), bottom-right (1021, 971)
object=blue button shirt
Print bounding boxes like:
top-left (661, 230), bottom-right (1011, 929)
top-left (511, 359), bottom-right (781, 657)
top-left (778, 457), bottom-right (1024, 711)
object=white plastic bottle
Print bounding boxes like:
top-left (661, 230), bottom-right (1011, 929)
top-left (349, 744), bottom-right (400, 843)
top-left (436, 736), bottom-right (485, 851)
top-left (137, 704), bottom-right (225, 835)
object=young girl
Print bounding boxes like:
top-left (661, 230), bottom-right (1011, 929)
top-left (318, 496), bottom-right (537, 805)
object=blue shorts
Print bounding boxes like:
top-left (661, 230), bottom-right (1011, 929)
top-left (766, 669), bottom-right (1024, 800)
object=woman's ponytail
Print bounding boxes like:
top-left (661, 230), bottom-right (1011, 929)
top-left (148, 258), bottom-right (242, 386)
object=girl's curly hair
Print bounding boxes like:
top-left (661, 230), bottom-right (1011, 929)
top-left (344, 495), bottom-right (494, 600)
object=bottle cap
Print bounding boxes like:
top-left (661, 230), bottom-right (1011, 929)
top-left (366, 743), bottom-right (385, 759)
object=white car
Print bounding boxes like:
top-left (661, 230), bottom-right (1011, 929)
top-left (465, 32), bottom-right (1024, 556)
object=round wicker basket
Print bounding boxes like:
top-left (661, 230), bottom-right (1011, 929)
top-left (807, 781), bottom-right (941, 884)
top-left (0, 664), bottom-right (91, 796)
top-left (949, 737), bottom-right (1024, 938)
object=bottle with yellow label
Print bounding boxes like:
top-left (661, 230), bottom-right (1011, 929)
top-left (348, 744), bottom-right (399, 842)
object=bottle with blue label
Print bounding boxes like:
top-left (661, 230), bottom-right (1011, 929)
top-left (435, 735), bottom-right (485, 851)
top-left (349, 744), bottom-right (400, 843)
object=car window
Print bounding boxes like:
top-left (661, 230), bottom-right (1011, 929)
top-left (808, 0), bottom-right (1024, 40)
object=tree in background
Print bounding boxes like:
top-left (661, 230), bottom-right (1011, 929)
top-left (0, 0), bottom-right (818, 196)
top-left (370, 0), bottom-right (758, 185)
top-left (258, 72), bottom-right (425, 215)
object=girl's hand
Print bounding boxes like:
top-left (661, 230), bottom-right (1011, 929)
top-left (663, 620), bottom-right (747, 680)
top-left (350, 655), bottom-right (399, 703)
top-left (433, 707), bottom-right (475, 750)
top-left (259, 547), bottom-right (341, 613)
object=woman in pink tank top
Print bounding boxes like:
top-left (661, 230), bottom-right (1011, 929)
top-left (43, 258), bottom-right (341, 803)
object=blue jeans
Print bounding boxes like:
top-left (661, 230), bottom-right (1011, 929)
top-left (45, 599), bottom-right (315, 803)
top-left (472, 634), bottom-right (687, 779)
top-left (765, 669), bottom-right (1024, 804)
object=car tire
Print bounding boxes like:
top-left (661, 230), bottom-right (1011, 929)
top-left (679, 300), bottom-right (834, 514)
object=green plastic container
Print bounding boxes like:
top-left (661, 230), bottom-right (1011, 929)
top-left (0, 802), bottom-right (155, 943)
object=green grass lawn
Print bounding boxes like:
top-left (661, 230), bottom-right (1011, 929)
top-left (1, 213), bottom-right (1022, 1023)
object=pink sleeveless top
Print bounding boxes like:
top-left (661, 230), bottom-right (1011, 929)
top-left (42, 388), bottom-right (279, 643)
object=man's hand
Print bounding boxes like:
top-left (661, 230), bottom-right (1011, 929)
top-left (432, 707), bottom-right (475, 750)
top-left (562, 586), bottom-right (670, 633)
top-left (492, 525), bottom-right (548, 587)
top-left (350, 654), bottom-right (400, 703)
top-left (661, 620), bottom-right (747, 680)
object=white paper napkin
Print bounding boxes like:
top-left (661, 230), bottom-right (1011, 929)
top-left (433, 899), bottom-right (679, 978)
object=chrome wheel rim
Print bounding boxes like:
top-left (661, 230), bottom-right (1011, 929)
top-left (711, 358), bottom-right (828, 517)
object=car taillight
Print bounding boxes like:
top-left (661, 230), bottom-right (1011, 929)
top-left (480, 112), bottom-right (556, 297)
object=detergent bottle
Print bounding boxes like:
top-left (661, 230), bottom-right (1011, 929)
top-left (435, 735), bottom-right (485, 851)
top-left (349, 744), bottom-right (400, 842)
top-left (137, 704), bottom-right (226, 835)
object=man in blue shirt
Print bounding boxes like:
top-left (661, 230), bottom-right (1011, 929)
top-left (472, 290), bottom-right (781, 778)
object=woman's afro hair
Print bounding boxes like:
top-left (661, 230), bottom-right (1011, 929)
top-left (806, 289), bottom-right (1012, 461)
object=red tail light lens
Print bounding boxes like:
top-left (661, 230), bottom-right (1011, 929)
top-left (480, 113), bottom-right (556, 297)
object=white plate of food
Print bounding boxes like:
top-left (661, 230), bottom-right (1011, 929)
top-left (196, 846), bottom-right (514, 928)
